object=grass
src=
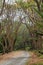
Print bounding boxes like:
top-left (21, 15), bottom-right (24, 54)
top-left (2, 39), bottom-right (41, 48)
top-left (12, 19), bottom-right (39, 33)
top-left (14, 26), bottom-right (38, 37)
top-left (39, 55), bottom-right (43, 59)
top-left (32, 62), bottom-right (43, 65)
top-left (26, 60), bottom-right (43, 65)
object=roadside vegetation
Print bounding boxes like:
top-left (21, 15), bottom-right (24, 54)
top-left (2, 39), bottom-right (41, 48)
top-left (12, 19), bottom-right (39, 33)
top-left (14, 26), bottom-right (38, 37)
top-left (26, 50), bottom-right (43, 65)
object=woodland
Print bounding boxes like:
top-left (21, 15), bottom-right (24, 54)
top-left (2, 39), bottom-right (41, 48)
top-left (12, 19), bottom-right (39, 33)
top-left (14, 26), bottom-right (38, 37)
top-left (0, 0), bottom-right (43, 54)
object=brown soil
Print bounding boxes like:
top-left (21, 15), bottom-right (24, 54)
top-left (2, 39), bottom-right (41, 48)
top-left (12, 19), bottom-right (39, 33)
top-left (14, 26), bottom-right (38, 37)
top-left (0, 51), bottom-right (24, 63)
top-left (27, 52), bottom-right (43, 65)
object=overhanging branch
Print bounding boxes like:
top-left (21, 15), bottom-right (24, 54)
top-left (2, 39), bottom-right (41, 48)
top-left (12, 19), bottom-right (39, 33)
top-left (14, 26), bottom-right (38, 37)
top-left (0, 0), bottom-right (5, 15)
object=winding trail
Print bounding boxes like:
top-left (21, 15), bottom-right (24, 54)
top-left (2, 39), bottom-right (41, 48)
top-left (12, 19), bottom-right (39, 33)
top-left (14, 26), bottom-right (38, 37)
top-left (0, 51), bottom-right (30, 65)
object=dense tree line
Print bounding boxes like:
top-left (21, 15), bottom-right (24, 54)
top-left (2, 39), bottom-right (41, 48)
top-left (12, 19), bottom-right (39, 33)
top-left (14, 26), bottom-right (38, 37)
top-left (0, 0), bottom-right (43, 54)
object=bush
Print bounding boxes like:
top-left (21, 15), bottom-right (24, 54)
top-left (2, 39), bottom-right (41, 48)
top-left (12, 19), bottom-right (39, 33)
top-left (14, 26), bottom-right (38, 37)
top-left (38, 50), bottom-right (43, 54)
top-left (25, 47), bottom-right (31, 51)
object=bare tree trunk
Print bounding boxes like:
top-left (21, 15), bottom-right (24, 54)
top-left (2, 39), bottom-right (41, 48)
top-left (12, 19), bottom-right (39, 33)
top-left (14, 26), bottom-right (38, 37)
top-left (2, 45), bottom-right (5, 54)
top-left (3, 36), bottom-right (8, 51)
top-left (0, 43), bottom-right (5, 54)
top-left (34, 0), bottom-right (41, 11)
top-left (0, 0), bottom-right (5, 15)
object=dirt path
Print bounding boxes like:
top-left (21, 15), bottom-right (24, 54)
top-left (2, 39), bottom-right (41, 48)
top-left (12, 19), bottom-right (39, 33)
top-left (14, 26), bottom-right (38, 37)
top-left (0, 51), bottom-right (30, 65)
top-left (27, 52), bottom-right (43, 65)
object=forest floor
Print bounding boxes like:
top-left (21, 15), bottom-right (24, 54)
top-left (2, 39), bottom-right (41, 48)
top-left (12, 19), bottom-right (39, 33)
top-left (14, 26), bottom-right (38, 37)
top-left (26, 51), bottom-right (43, 65)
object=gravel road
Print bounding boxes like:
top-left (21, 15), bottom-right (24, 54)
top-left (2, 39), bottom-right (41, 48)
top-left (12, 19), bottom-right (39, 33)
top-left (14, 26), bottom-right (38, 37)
top-left (0, 51), bottom-right (30, 65)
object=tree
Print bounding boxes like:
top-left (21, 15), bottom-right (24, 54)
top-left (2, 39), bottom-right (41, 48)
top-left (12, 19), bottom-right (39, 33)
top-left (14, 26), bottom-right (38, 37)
top-left (17, 0), bottom-right (43, 50)
top-left (0, 0), bottom-right (5, 15)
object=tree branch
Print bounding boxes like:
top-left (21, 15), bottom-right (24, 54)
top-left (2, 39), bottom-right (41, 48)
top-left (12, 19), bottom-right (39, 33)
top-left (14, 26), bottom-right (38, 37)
top-left (0, 0), bottom-right (5, 15)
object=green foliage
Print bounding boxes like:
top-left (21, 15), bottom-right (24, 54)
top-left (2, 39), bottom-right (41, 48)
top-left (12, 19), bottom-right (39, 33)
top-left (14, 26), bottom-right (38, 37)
top-left (0, 0), bottom-right (43, 52)
top-left (0, 44), bottom-right (3, 53)
top-left (25, 47), bottom-right (31, 51)
top-left (18, 1), bottom-right (36, 9)
top-left (14, 24), bottom-right (30, 50)
top-left (0, 0), bottom-right (2, 8)
top-left (38, 50), bottom-right (43, 54)
top-left (32, 62), bottom-right (43, 65)
top-left (34, 8), bottom-right (43, 18)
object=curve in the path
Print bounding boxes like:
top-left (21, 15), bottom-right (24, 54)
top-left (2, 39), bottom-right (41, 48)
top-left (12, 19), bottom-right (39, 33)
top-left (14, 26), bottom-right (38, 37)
top-left (0, 51), bottom-right (30, 65)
